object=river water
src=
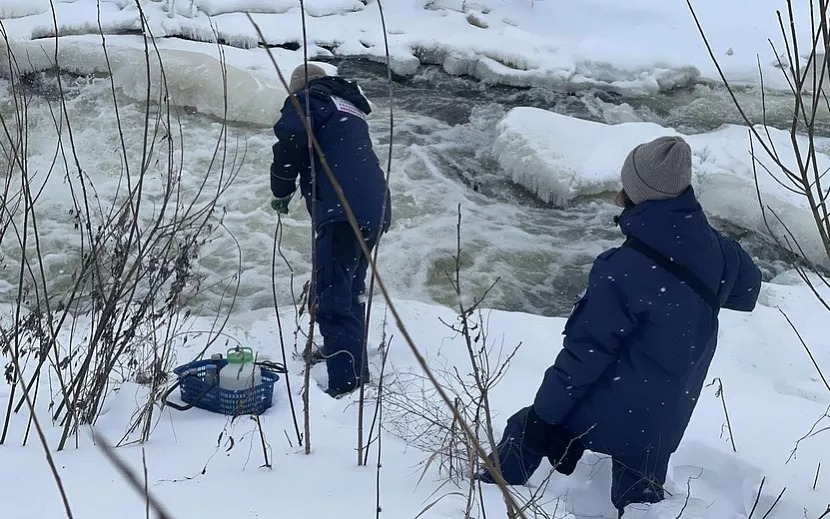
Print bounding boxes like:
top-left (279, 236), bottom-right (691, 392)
top-left (0, 58), bottom-right (803, 318)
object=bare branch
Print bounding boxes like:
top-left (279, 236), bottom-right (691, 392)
top-left (777, 307), bottom-right (830, 393)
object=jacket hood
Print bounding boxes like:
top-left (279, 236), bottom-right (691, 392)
top-left (616, 186), bottom-right (715, 261)
top-left (307, 76), bottom-right (372, 115)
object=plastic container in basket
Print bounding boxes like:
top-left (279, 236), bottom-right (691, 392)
top-left (170, 358), bottom-right (284, 416)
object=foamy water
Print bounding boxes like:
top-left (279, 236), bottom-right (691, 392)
top-left (0, 63), bottom-right (801, 318)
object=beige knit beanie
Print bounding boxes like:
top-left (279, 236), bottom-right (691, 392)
top-left (288, 63), bottom-right (327, 93)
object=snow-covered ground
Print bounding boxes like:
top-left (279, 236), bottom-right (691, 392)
top-left (0, 0), bottom-right (819, 96)
top-left (2, 1), bottom-right (830, 518)
top-left (1, 278), bottom-right (828, 519)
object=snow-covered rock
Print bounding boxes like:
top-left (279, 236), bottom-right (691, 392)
top-left (494, 106), bottom-right (830, 265)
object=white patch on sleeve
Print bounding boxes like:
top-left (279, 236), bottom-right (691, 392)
top-left (331, 95), bottom-right (366, 120)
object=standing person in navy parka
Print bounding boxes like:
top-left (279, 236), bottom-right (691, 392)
top-left (479, 136), bottom-right (762, 517)
top-left (269, 63), bottom-right (391, 398)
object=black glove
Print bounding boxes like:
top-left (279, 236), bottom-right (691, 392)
top-left (522, 405), bottom-right (559, 455)
top-left (525, 406), bottom-right (585, 476)
top-left (546, 434), bottom-right (585, 476)
top-left (270, 195), bottom-right (291, 214)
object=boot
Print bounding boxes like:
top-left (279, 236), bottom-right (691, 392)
top-left (297, 346), bottom-right (326, 365)
top-left (324, 374), bottom-right (370, 399)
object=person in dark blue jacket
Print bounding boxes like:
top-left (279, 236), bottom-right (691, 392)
top-left (269, 63), bottom-right (391, 398)
top-left (478, 136), bottom-right (762, 517)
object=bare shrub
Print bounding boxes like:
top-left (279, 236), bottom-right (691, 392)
top-left (0, 3), bottom-right (239, 450)
top-left (689, 1), bottom-right (830, 514)
top-left (383, 206), bottom-right (522, 517)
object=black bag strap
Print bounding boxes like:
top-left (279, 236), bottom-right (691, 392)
top-left (624, 237), bottom-right (721, 313)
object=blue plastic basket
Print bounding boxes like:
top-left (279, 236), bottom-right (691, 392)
top-left (171, 359), bottom-right (281, 416)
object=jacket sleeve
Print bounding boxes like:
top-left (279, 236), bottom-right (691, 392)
top-left (269, 92), bottom-right (319, 199)
top-left (533, 252), bottom-right (639, 425)
top-left (720, 236), bottom-right (762, 312)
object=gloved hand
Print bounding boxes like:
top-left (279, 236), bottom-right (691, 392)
top-left (476, 406), bottom-right (585, 486)
top-left (270, 195), bottom-right (292, 214)
top-left (475, 406), bottom-right (557, 486)
top-left (522, 405), bottom-right (559, 454)
top-left (525, 406), bottom-right (585, 475)
top-left (546, 432), bottom-right (585, 476)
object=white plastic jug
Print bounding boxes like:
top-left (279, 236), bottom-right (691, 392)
top-left (219, 347), bottom-right (261, 391)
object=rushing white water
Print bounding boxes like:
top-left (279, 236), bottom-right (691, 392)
top-left (0, 62), bottom-right (804, 318)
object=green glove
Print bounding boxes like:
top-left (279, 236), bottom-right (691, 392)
top-left (270, 196), bottom-right (291, 215)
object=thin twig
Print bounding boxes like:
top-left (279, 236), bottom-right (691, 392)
top-left (685, 0), bottom-right (797, 179)
top-left (363, 308), bottom-right (391, 465)
top-left (705, 377), bottom-right (737, 452)
top-left (272, 215), bottom-right (302, 446)
top-left (375, 339), bottom-right (392, 519)
top-left (787, 404), bottom-right (830, 464)
top-left (675, 470), bottom-right (703, 519)
top-left (255, 414), bottom-right (272, 468)
top-left (815, 462), bottom-right (822, 491)
top-left (747, 477), bottom-right (766, 519)
top-left (760, 486), bottom-right (787, 519)
top-left (359, 0), bottom-right (396, 466)
top-left (777, 307), bottom-right (830, 392)
top-left (298, 0), bottom-right (315, 458)
top-left (143, 448), bottom-right (150, 519)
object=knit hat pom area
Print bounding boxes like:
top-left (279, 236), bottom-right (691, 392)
top-left (620, 136), bottom-right (692, 205)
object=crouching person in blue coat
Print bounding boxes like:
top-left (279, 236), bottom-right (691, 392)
top-left (478, 136), bottom-right (762, 516)
top-left (269, 63), bottom-right (391, 398)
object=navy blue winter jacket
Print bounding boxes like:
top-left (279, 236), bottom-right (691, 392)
top-left (270, 76), bottom-right (391, 232)
top-left (533, 188), bottom-right (761, 456)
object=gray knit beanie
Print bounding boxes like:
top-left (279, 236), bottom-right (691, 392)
top-left (288, 63), bottom-right (327, 93)
top-left (620, 136), bottom-right (692, 205)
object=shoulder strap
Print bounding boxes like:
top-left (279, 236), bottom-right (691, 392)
top-left (624, 237), bottom-right (721, 313)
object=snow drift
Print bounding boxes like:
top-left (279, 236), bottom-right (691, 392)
top-left (0, 282), bottom-right (828, 518)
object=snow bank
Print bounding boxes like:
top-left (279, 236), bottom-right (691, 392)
top-left (110, 45), bottom-right (297, 127)
top-left (0, 35), bottom-right (332, 127)
top-left (494, 107), bottom-right (830, 264)
top-left (191, 0), bottom-right (287, 16)
top-left (187, 0), bottom-right (363, 17)
top-left (1, 280), bottom-right (828, 518)
top-left (0, 0), bottom-right (50, 19)
top-left (0, 0), bottom-right (814, 94)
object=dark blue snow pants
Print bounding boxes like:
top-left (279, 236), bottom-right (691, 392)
top-left (484, 406), bottom-right (668, 516)
top-left (315, 222), bottom-right (379, 396)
